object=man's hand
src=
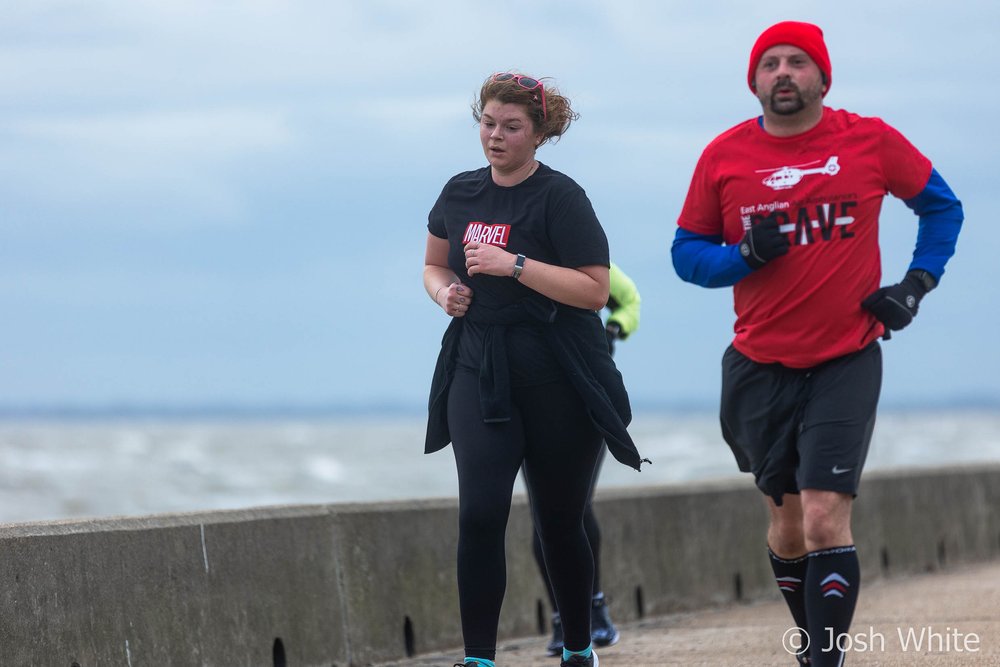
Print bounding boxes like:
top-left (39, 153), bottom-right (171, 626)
top-left (739, 219), bottom-right (790, 269)
top-left (605, 322), bottom-right (621, 356)
top-left (861, 270), bottom-right (935, 332)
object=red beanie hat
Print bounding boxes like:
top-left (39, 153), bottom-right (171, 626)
top-left (748, 21), bottom-right (831, 95)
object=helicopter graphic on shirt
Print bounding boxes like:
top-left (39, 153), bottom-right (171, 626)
top-left (757, 156), bottom-right (841, 191)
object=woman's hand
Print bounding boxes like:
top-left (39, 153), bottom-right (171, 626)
top-left (464, 241), bottom-right (514, 278)
top-left (425, 233), bottom-right (475, 318)
top-left (460, 238), bottom-right (608, 310)
top-left (437, 282), bottom-right (474, 318)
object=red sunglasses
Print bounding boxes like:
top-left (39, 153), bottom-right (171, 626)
top-left (492, 72), bottom-right (547, 121)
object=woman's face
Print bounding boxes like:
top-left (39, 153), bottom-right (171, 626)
top-left (479, 99), bottom-right (543, 176)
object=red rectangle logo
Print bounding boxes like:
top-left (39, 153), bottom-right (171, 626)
top-left (462, 222), bottom-right (510, 248)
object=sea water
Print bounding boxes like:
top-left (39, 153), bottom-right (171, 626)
top-left (0, 410), bottom-right (998, 525)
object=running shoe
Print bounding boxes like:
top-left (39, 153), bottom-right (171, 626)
top-left (560, 651), bottom-right (599, 666)
top-left (545, 612), bottom-right (564, 656)
top-left (590, 595), bottom-right (620, 647)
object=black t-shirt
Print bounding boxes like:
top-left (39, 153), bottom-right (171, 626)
top-left (428, 163), bottom-right (610, 385)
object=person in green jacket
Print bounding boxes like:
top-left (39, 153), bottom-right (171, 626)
top-left (531, 262), bottom-right (641, 655)
top-left (602, 263), bottom-right (641, 356)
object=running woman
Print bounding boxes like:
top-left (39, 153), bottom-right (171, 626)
top-left (671, 21), bottom-right (963, 666)
top-left (424, 72), bottom-right (645, 667)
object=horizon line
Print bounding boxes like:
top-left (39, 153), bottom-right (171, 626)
top-left (1, 395), bottom-right (998, 420)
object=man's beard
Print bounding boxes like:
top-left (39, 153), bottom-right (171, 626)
top-left (769, 90), bottom-right (806, 115)
top-left (766, 78), bottom-right (822, 115)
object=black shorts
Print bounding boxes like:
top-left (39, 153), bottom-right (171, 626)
top-left (720, 342), bottom-right (882, 504)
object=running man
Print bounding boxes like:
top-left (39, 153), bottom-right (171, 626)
top-left (671, 21), bottom-right (962, 666)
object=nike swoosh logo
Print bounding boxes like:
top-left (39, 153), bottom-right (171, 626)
top-left (832, 466), bottom-right (853, 475)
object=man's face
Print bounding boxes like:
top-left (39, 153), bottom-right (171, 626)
top-left (753, 45), bottom-right (826, 116)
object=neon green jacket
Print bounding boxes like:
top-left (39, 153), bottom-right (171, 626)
top-left (607, 263), bottom-right (640, 338)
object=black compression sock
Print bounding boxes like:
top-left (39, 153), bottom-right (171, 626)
top-left (769, 548), bottom-right (810, 661)
top-left (805, 546), bottom-right (860, 667)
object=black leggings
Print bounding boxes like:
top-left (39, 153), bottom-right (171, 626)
top-left (448, 369), bottom-right (604, 658)
top-left (530, 445), bottom-right (605, 612)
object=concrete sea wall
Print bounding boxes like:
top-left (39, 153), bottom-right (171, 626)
top-left (1, 465), bottom-right (998, 666)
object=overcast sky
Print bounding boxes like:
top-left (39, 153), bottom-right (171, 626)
top-left (2, 1), bottom-right (997, 412)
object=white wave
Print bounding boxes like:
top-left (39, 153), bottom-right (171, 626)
top-left (0, 410), bottom-right (997, 524)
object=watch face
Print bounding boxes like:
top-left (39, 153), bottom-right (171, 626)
top-left (913, 270), bottom-right (936, 291)
top-left (512, 254), bottom-right (525, 279)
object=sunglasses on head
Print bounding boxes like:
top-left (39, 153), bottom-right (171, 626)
top-left (492, 72), bottom-right (547, 121)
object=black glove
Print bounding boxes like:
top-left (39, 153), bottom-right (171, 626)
top-left (861, 270), bottom-right (936, 332)
top-left (739, 219), bottom-right (790, 269)
top-left (605, 322), bottom-right (621, 356)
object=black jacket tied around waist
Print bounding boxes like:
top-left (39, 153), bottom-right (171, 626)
top-left (425, 297), bottom-right (647, 472)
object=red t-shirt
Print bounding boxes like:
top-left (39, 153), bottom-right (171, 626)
top-left (678, 107), bottom-right (932, 367)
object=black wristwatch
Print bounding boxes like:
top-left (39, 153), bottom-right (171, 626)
top-left (512, 253), bottom-right (526, 280)
top-left (907, 269), bottom-right (937, 293)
